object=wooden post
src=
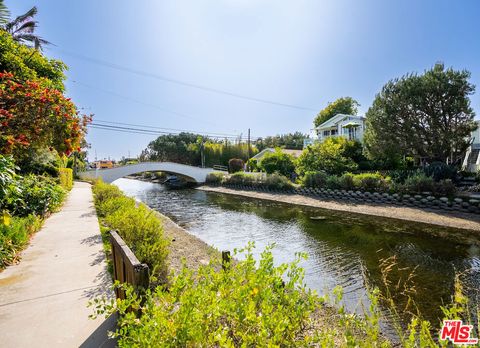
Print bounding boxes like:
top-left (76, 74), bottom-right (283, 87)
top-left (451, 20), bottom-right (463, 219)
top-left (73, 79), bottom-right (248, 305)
top-left (109, 230), bottom-right (150, 299)
top-left (222, 250), bottom-right (231, 271)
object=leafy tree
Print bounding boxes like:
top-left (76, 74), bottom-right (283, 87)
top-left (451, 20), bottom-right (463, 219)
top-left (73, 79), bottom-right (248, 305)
top-left (314, 97), bottom-right (359, 127)
top-left (0, 30), bottom-right (66, 91)
top-left (0, 72), bottom-right (90, 160)
top-left (147, 133), bottom-right (201, 165)
top-left (145, 134), bottom-right (257, 167)
top-left (3, 6), bottom-right (49, 50)
top-left (296, 137), bottom-right (358, 175)
top-left (364, 63), bottom-right (476, 165)
top-left (258, 148), bottom-right (296, 177)
top-left (255, 132), bottom-right (306, 151)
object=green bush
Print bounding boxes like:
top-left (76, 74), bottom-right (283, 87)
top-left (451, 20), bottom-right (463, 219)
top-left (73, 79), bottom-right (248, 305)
top-left (300, 171), bottom-right (328, 188)
top-left (325, 175), bottom-right (342, 190)
top-left (301, 171), bottom-right (391, 192)
top-left (401, 173), bottom-right (435, 193)
top-left (92, 180), bottom-right (123, 202)
top-left (296, 137), bottom-right (358, 175)
top-left (58, 168), bottom-right (73, 190)
top-left (92, 245), bottom-right (326, 346)
top-left (221, 172), bottom-right (293, 191)
top-left (423, 162), bottom-right (457, 182)
top-left (92, 180), bottom-right (169, 282)
top-left (228, 158), bottom-right (244, 173)
top-left (0, 215), bottom-right (42, 268)
top-left (435, 179), bottom-right (457, 196)
top-left (0, 155), bottom-right (20, 209)
top-left (258, 149), bottom-right (296, 177)
top-left (338, 172), bottom-right (355, 190)
top-left (205, 172), bottom-right (226, 184)
top-left (7, 175), bottom-right (65, 217)
top-left (225, 172), bottom-right (251, 185)
top-left (90, 242), bottom-right (479, 347)
top-left (246, 158), bottom-right (259, 172)
top-left (0, 155), bottom-right (66, 268)
top-left (352, 172), bottom-right (391, 192)
top-left (96, 196), bottom-right (136, 218)
top-left (264, 173), bottom-right (294, 190)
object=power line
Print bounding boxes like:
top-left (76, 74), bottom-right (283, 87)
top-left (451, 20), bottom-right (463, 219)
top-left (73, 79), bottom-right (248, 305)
top-left (71, 80), bottom-right (230, 129)
top-left (93, 119), bottom-right (239, 137)
top-left (89, 123), bottom-right (249, 140)
top-left (49, 47), bottom-right (317, 112)
top-left (89, 123), bottom-right (264, 142)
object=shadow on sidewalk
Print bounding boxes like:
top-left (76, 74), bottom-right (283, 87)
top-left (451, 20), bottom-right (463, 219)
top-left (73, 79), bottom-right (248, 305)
top-left (79, 313), bottom-right (117, 348)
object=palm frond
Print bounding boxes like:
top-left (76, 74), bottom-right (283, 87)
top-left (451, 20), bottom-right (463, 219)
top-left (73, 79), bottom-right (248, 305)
top-left (0, 0), bottom-right (10, 26)
top-left (14, 33), bottom-right (50, 50)
top-left (13, 20), bottom-right (37, 34)
top-left (5, 6), bottom-right (37, 32)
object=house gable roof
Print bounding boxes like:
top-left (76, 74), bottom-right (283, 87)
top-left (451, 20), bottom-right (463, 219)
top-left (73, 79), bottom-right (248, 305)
top-left (316, 113), bottom-right (365, 129)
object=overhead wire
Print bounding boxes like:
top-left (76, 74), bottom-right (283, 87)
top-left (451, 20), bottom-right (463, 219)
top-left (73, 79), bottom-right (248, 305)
top-left (48, 47), bottom-right (317, 112)
top-left (88, 123), bottom-right (263, 141)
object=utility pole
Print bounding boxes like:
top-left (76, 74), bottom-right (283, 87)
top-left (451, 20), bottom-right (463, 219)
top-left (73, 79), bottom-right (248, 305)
top-left (247, 128), bottom-right (251, 172)
top-left (200, 137), bottom-right (205, 168)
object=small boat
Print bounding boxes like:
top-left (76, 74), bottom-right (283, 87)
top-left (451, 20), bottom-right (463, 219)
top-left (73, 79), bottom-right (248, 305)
top-left (310, 216), bottom-right (327, 221)
top-left (163, 175), bottom-right (185, 189)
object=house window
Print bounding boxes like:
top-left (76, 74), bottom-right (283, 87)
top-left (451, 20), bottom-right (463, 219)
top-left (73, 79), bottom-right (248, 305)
top-left (323, 130), bottom-right (330, 137)
top-left (331, 129), bottom-right (338, 136)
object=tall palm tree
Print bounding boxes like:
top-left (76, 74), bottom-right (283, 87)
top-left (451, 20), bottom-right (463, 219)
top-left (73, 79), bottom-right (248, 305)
top-left (4, 6), bottom-right (50, 50)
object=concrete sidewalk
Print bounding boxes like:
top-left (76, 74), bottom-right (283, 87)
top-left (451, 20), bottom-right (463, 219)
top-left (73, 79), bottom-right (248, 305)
top-left (0, 182), bottom-right (115, 348)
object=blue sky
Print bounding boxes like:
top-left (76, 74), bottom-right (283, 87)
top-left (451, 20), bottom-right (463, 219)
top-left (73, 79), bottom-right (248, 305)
top-left (7, 0), bottom-right (480, 160)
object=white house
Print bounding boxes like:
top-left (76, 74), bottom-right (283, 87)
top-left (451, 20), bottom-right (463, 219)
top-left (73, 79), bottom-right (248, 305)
top-left (462, 120), bottom-right (480, 172)
top-left (303, 114), bottom-right (366, 148)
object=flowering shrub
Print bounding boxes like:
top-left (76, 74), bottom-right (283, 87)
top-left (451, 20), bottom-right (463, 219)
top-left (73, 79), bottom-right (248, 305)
top-left (0, 72), bottom-right (91, 157)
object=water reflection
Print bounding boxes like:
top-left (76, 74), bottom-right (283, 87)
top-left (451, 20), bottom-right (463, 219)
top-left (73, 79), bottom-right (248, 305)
top-left (114, 178), bottom-right (480, 327)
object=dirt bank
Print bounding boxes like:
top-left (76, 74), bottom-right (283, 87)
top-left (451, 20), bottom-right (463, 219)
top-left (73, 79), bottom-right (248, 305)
top-left (152, 211), bottom-right (220, 275)
top-left (197, 186), bottom-right (480, 233)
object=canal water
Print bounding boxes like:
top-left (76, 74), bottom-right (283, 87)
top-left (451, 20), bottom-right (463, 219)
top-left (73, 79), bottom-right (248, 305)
top-left (114, 178), bottom-right (480, 329)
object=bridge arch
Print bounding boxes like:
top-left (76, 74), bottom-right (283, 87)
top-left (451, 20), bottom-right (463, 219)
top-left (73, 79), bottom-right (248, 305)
top-left (79, 162), bottom-right (215, 184)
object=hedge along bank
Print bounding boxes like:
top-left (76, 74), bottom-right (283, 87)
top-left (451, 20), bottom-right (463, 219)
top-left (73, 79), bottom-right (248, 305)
top-left (205, 171), bottom-right (480, 214)
top-left (91, 180), bottom-right (170, 283)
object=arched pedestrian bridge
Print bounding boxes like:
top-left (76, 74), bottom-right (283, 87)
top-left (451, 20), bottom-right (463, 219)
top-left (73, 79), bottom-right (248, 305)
top-left (79, 162), bottom-right (216, 184)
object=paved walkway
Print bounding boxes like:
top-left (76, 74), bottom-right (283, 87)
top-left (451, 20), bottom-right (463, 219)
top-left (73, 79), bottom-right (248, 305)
top-left (0, 182), bottom-right (115, 347)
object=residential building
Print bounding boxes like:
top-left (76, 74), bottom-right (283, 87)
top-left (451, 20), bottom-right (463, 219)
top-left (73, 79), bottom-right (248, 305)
top-left (462, 120), bottom-right (480, 172)
top-left (303, 114), bottom-right (366, 148)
